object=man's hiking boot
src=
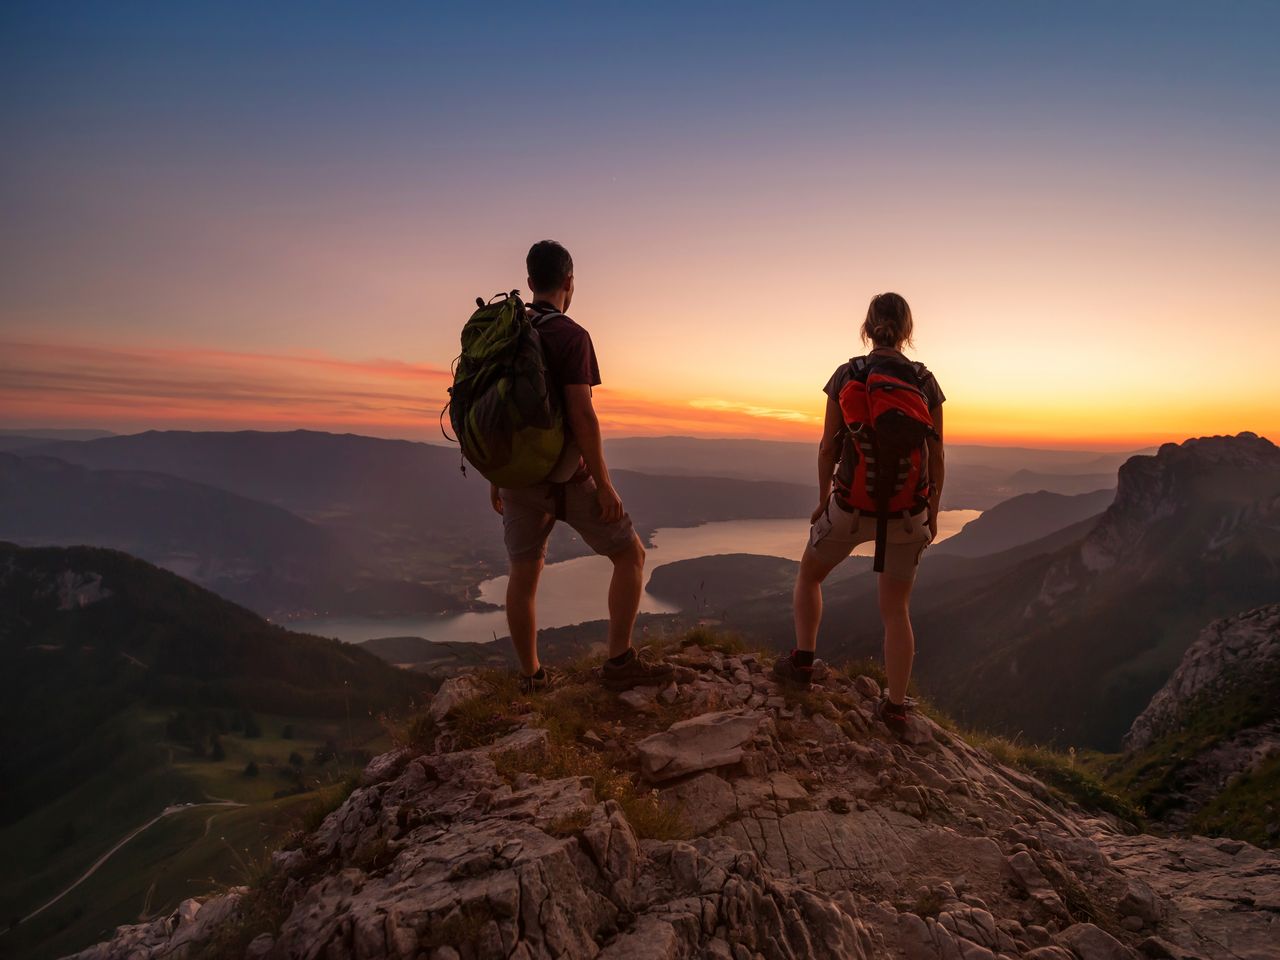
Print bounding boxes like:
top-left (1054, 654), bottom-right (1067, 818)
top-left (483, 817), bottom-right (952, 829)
top-left (518, 667), bottom-right (553, 695)
top-left (876, 697), bottom-right (910, 738)
top-left (771, 652), bottom-right (814, 689)
top-left (601, 648), bottom-right (674, 691)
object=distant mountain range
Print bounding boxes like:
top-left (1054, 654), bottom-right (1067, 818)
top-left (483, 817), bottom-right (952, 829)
top-left (19, 430), bottom-right (818, 547)
top-left (930, 488), bottom-right (1115, 557)
top-left (0, 428), bottom-right (1152, 620)
top-left (605, 435), bottom-right (1146, 509)
top-left (0, 428), bottom-right (115, 451)
top-left (0, 453), bottom-right (469, 619)
top-left (2, 430), bottom-right (825, 618)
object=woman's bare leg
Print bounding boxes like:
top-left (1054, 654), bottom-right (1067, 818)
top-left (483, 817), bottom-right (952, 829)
top-left (793, 546), bottom-right (845, 653)
top-left (878, 574), bottom-right (916, 704)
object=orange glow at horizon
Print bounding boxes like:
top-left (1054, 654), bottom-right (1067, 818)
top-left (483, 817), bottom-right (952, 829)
top-left (5, 4), bottom-right (1280, 459)
top-left (1, 339), bottom-right (1273, 451)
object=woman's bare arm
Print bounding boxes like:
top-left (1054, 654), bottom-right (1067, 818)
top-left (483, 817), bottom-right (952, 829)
top-left (812, 395), bottom-right (845, 522)
top-left (927, 404), bottom-right (945, 537)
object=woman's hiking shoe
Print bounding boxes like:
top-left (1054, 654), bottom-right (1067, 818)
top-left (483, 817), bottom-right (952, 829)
top-left (601, 648), bottom-right (674, 691)
top-left (771, 652), bottom-right (814, 688)
top-left (518, 667), bottom-right (552, 695)
top-left (876, 697), bottom-right (910, 738)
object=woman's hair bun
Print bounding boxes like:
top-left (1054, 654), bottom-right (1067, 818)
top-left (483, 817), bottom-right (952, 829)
top-left (861, 293), bottom-right (914, 350)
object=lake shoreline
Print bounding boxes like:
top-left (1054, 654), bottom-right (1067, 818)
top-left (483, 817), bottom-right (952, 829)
top-left (288, 510), bottom-right (980, 646)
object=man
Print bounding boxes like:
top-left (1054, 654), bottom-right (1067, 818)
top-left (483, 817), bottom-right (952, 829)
top-left (490, 240), bottom-right (673, 694)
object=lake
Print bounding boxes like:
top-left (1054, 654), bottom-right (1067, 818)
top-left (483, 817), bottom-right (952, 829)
top-left (289, 509), bottom-right (981, 645)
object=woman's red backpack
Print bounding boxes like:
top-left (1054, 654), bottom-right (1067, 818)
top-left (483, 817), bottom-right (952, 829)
top-left (835, 355), bottom-right (939, 572)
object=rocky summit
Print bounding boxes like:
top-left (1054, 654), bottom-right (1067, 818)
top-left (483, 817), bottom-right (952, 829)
top-left (69, 642), bottom-right (1279, 960)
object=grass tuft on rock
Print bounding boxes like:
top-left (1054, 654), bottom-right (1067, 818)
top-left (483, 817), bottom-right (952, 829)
top-left (969, 732), bottom-right (1143, 825)
top-left (1093, 679), bottom-right (1280, 845)
top-left (492, 737), bottom-right (688, 841)
top-left (1190, 754), bottom-right (1280, 848)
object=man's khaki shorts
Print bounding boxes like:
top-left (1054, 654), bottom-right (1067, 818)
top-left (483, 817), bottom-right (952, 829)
top-left (501, 476), bottom-right (637, 561)
top-left (808, 496), bottom-right (932, 581)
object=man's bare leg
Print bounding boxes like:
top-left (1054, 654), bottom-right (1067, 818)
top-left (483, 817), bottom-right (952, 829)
top-left (878, 574), bottom-right (916, 704)
top-left (606, 534), bottom-right (645, 659)
top-left (507, 555), bottom-right (544, 676)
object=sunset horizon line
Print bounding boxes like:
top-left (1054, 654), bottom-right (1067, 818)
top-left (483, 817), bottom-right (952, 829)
top-left (2, 419), bottom-right (1267, 456)
top-left (2, 337), bottom-right (1273, 455)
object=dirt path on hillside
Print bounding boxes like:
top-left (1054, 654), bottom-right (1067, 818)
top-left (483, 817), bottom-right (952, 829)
top-left (17, 800), bottom-right (243, 926)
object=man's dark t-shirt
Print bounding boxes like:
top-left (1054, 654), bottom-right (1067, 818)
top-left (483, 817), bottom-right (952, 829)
top-left (530, 301), bottom-right (600, 481)
top-left (531, 301), bottom-right (600, 391)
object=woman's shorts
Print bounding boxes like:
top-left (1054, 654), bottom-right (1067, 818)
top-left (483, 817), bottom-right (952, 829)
top-left (808, 496), bottom-right (932, 581)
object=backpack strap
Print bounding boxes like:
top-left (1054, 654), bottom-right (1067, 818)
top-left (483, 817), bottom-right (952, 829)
top-left (873, 511), bottom-right (889, 574)
top-left (528, 305), bottom-right (564, 328)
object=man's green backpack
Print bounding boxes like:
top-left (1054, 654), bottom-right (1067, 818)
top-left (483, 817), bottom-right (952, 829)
top-left (445, 291), bottom-right (566, 487)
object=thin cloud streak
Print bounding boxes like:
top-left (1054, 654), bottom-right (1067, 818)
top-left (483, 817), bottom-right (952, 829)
top-left (5, 339), bottom-right (1231, 447)
top-left (0, 340), bottom-right (822, 440)
top-left (689, 398), bottom-right (821, 425)
top-left (0, 341), bottom-right (452, 432)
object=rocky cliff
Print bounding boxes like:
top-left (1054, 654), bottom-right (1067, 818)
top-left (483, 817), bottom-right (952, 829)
top-left (1124, 605), bottom-right (1280, 753)
top-left (894, 433), bottom-right (1280, 748)
top-left (1036, 432), bottom-right (1280, 608)
top-left (69, 643), bottom-right (1279, 960)
top-left (1109, 606), bottom-right (1280, 842)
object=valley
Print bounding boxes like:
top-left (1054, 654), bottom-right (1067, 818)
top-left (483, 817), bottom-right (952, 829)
top-left (1, 429), bottom-right (1276, 960)
top-left (2, 429), bottom-right (1139, 624)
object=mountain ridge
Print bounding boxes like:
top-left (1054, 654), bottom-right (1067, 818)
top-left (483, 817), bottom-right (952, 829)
top-left (910, 433), bottom-right (1280, 748)
top-left (0, 452), bottom-right (476, 620)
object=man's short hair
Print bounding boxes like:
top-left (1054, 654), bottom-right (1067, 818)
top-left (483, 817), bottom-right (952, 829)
top-left (526, 240), bottom-right (573, 294)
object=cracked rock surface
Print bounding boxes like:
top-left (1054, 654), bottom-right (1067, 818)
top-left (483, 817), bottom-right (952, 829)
top-left (68, 647), bottom-right (1279, 960)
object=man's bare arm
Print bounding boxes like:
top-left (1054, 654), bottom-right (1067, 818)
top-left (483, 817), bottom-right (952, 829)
top-left (564, 384), bottom-right (624, 522)
top-left (927, 404), bottom-right (945, 538)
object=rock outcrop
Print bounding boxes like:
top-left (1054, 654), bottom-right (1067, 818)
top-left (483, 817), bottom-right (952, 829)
top-left (1124, 605), bottom-right (1280, 752)
top-left (70, 646), bottom-right (1280, 960)
top-left (1115, 605), bottom-right (1280, 841)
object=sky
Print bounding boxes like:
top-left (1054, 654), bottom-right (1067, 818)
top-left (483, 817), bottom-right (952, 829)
top-left (2, 1), bottom-right (1277, 449)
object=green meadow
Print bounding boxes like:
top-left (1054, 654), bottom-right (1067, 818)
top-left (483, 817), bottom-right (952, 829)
top-left (1, 711), bottom-right (385, 960)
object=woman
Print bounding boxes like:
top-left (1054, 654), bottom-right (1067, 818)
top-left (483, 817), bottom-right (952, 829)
top-left (773, 292), bottom-right (945, 737)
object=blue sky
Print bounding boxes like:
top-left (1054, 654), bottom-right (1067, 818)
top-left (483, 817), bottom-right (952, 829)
top-left (2, 2), bottom-right (1278, 444)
